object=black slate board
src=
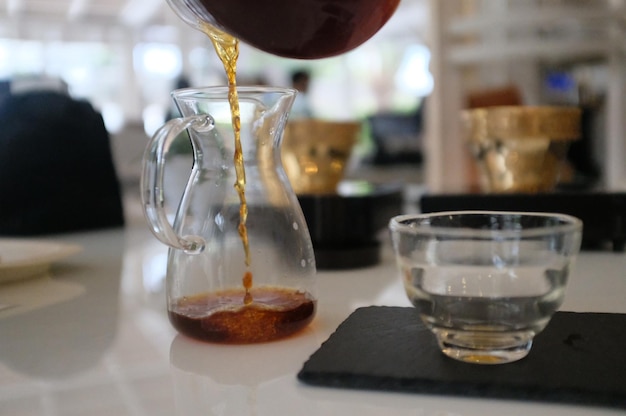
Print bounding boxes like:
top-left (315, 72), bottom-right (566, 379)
top-left (298, 306), bottom-right (626, 409)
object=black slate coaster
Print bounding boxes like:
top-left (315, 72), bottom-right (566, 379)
top-left (298, 306), bottom-right (626, 409)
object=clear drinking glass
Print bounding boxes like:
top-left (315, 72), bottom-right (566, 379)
top-left (389, 211), bottom-right (582, 364)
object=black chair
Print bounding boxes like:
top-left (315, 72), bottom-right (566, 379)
top-left (0, 91), bottom-right (124, 235)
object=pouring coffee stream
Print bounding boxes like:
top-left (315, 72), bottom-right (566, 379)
top-left (201, 23), bottom-right (253, 304)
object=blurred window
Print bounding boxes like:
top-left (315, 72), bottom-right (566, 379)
top-left (0, 37), bottom-right (431, 128)
top-left (0, 39), bottom-right (125, 132)
top-left (133, 42), bottom-right (182, 134)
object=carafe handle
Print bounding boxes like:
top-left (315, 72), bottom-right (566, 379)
top-left (141, 115), bottom-right (214, 254)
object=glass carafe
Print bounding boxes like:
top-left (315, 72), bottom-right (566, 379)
top-left (166, 0), bottom-right (401, 59)
top-left (142, 86), bottom-right (317, 343)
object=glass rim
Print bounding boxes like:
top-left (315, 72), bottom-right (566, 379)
top-left (171, 85), bottom-right (297, 99)
top-left (389, 210), bottom-right (583, 238)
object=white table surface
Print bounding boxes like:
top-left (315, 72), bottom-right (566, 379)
top-left (1, 214), bottom-right (625, 416)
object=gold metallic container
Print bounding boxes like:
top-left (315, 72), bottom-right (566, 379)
top-left (282, 119), bottom-right (361, 194)
top-left (462, 106), bottom-right (581, 193)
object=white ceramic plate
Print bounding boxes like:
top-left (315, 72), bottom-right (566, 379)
top-left (0, 239), bottom-right (82, 283)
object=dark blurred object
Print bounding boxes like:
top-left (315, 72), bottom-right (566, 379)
top-left (561, 80), bottom-right (603, 190)
top-left (367, 104), bottom-right (424, 165)
top-left (0, 80), bottom-right (10, 104)
top-left (0, 91), bottom-right (124, 235)
top-left (298, 181), bottom-right (403, 269)
top-left (420, 192), bottom-right (626, 252)
top-left (541, 68), bottom-right (604, 190)
top-left (562, 105), bottom-right (601, 190)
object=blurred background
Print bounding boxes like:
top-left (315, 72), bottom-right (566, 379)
top-left (1, 0), bottom-right (625, 193)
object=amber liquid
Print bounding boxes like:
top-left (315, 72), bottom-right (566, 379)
top-left (194, 0), bottom-right (401, 59)
top-left (169, 287), bottom-right (317, 343)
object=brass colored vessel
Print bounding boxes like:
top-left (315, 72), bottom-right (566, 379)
top-left (282, 120), bottom-right (361, 194)
top-left (462, 106), bottom-right (581, 193)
